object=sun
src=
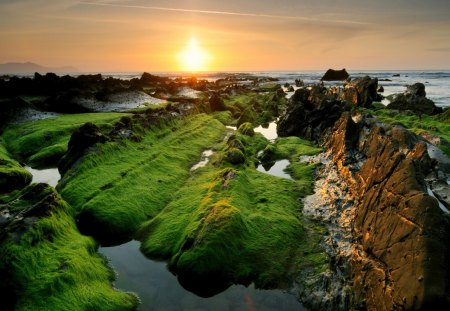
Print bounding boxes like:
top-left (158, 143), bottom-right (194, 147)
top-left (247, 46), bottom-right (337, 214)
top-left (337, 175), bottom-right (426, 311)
top-left (178, 37), bottom-right (210, 72)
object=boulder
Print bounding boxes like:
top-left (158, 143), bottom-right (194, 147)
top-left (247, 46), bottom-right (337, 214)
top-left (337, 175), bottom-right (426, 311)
top-left (341, 76), bottom-right (380, 107)
top-left (58, 122), bottom-right (108, 175)
top-left (387, 83), bottom-right (442, 115)
top-left (209, 92), bottom-right (226, 112)
top-left (277, 87), bottom-right (351, 142)
top-left (324, 114), bottom-right (450, 310)
top-left (406, 82), bottom-right (426, 97)
top-left (321, 69), bottom-right (350, 81)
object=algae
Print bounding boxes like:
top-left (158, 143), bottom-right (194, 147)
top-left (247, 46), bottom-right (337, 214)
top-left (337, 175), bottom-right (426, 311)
top-left (0, 184), bottom-right (138, 311)
top-left (58, 113), bottom-right (227, 243)
top-left (2, 112), bottom-right (130, 168)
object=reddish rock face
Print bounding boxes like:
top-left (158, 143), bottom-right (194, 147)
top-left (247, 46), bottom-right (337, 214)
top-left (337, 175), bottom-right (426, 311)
top-left (327, 114), bottom-right (450, 310)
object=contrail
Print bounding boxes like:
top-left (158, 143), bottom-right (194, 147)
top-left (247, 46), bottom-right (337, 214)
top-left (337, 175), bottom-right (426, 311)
top-left (80, 1), bottom-right (368, 25)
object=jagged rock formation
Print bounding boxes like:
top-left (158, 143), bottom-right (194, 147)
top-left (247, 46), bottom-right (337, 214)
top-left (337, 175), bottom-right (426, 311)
top-left (387, 83), bottom-right (442, 115)
top-left (278, 83), bottom-right (450, 310)
top-left (341, 76), bottom-right (381, 108)
top-left (277, 86), bottom-right (352, 141)
top-left (321, 69), bottom-right (350, 81)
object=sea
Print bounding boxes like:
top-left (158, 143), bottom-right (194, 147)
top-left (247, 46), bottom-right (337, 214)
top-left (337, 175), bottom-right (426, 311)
top-left (9, 70), bottom-right (450, 107)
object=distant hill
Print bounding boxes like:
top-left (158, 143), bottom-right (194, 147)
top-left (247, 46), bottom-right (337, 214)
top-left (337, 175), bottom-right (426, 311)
top-left (0, 62), bottom-right (78, 74)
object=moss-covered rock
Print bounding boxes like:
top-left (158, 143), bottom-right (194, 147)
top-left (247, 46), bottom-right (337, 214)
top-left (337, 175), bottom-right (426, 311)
top-left (0, 184), bottom-right (138, 311)
top-left (237, 122), bottom-right (255, 137)
top-left (226, 147), bottom-right (245, 164)
top-left (0, 139), bottom-right (32, 193)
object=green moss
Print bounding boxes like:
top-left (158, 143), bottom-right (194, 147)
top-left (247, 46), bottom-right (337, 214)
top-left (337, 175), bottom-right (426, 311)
top-left (237, 122), bottom-right (255, 136)
top-left (223, 91), bottom-right (286, 127)
top-left (364, 107), bottom-right (450, 156)
top-left (58, 114), bottom-right (227, 241)
top-left (138, 166), bottom-right (304, 292)
top-left (0, 184), bottom-right (137, 311)
top-left (0, 138), bottom-right (32, 192)
top-left (2, 113), bottom-right (130, 167)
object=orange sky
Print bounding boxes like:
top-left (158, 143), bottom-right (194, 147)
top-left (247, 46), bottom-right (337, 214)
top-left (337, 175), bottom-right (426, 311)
top-left (1, 0), bottom-right (450, 72)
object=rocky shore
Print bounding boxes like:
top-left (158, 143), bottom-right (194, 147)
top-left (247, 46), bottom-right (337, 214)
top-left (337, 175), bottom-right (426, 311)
top-left (278, 79), bottom-right (450, 309)
top-left (1, 71), bottom-right (450, 310)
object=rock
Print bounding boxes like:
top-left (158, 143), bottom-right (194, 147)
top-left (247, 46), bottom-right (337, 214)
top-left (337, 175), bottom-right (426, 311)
top-left (226, 148), bottom-right (245, 164)
top-left (387, 83), bottom-right (442, 115)
top-left (277, 87), bottom-right (351, 142)
top-left (321, 69), bottom-right (350, 81)
top-left (341, 76), bottom-right (380, 107)
top-left (209, 92), bottom-right (226, 112)
top-left (287, 85), bottom-right (295, 92)
top-left (58, 122), bottom-right (108, 175)
top-left (393, 74), bottom-right (400, 77)
top-left (237, 122), bottom-right (254, 137)
top-left (322, 113), bottom-right (450, 310)
top-left (295, 79), bottom-right (305, 87)
top-left (406, 82), bottom-right (426, 97)
top-left (377, 86), bottom-right (384, 93)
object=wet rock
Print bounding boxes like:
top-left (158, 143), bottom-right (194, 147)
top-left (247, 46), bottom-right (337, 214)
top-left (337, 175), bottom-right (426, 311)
top-left (406, 82), bottom-right (426, 97)
top-left (277, 87), bottom-right (351, 142)
top-left (226, 148), bottom-right (245, 164)
top-left (321, 69), bottom-right (350, 81)
top-left (209, 92), bottom-right (226, 112)
top-left (58, 122), bottom-right (108, 175)
top-left (387, 83), bottom-right (442, 115)
top-left (377, 86), bottom-right (384, 93)
top-left (325, 114), bottom-right (450, 310)
top-left (295, 79), bottom-right (305, 87)
top-left (341, 76), bottom-right (380, 107)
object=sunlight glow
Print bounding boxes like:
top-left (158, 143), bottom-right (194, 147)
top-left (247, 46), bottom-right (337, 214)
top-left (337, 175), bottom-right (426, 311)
top-left (178, 37), bottom-right (210, 72)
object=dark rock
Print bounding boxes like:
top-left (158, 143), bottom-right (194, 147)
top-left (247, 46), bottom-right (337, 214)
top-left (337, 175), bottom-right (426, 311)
top-left (321, 69), bottom-right (350, 81)
top-left (393, 74), bottom-right (400, 77)
top-left (387, 83), bottom-right (442, 115)
top-left (377, 86), bottom-right (384, 93)
top-left (406, 82), bottom-right (426, 97)
top-left (341, 76), bottom-right (380, 107)
top-left (277, 87), bottom-right (351, 142)
top-left (58, 122), bottom-right (108, 175)
top-left (287, 85), bottom-right (295, 92)
top-left (295, 79), bottom-right (305, 87)
top-left (209, 92), bottom-right (226, 112)
top-left (226, 148), bottom-right (245, 164)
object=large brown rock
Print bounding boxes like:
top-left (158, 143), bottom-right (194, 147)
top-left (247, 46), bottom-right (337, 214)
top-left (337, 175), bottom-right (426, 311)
top-left (326, 115), bottom-right (450, 310)
top-left (341, 76), bottom-right (380, 108)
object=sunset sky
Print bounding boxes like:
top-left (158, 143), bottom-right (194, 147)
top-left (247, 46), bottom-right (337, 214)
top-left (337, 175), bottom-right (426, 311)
top-left (1, 0), bottom-right (450, 72)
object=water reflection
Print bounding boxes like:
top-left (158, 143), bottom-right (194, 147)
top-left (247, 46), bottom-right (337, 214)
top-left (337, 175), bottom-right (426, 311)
top-left (256, 159), bottom-right (292, 180)
top-left (99, 241), bottom-right (305, 311)
top-left (24, 166), bottom-right (60, 187)
top-left (254, 122), bottom-right (278, 141)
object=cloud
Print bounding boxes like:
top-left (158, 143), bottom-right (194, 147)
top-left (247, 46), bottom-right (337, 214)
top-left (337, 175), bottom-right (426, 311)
top-left (79, 1), bottom-right (370, 26)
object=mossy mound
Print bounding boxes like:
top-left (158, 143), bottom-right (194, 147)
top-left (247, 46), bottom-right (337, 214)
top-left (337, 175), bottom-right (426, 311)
top-left (0, 184), bottom-right (138, 311)
top-left (2, 113), bottom-right (129, 168)
top-left (138, 166), bottom-right (305, 296)
top-left (223, 91), bottom-right (286, 127)
top-left (58, 113), bottom-right (226, 244)
top-left (237, 122), bottom-right (255, 136)
top-left (0, 138), bottom-right (32, 193)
